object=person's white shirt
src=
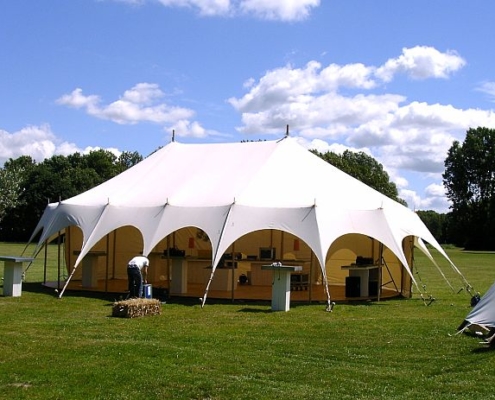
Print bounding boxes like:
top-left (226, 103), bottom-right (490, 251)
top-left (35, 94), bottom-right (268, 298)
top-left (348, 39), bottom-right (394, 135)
top-left (128, 256), bottom-right (149, 282)
top-left (128, 256), bottom-right (149, 270)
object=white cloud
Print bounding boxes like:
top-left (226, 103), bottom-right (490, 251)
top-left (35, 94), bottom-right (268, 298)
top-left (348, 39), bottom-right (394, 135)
top-left (226, 46), bottom-right (495, 213)
top-left (168, 120), bottom-right (226, 139)
top-left (375, 46), bottom-right (466, 82)
top-left (114, 0), bottom-right (320, 21)
top-left (57, 88), bottom-right (100, 110)
top-left (239, 0), bottom-right (320, 21)
top-left (400, 183), bottom-right (451, 212)
top-left (57, 83), bottom-right (195, 126)
top-left (353, 103), bottom-right (495, 173)
top-left (0, 126), bottom-right (127, 167)
top-left (57, 83), bottom-right (229, 139)
top-left (169, 120), bottom-right (208, 138)
top-left (228, 46), bottom-right (494, 180)
top-left (477, 81), bottom-right (495, 102)
top-left (121, 82), bottom-right (164, 104)
top-left (156, 0), bottom-right (231, 16)
top-left (229, 61), bottom-right (377, 114)
top-left (0, 125), bottom-right (82, 165)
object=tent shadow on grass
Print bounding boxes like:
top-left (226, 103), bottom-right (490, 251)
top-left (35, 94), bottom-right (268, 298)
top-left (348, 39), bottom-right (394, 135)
top-left (19, 282), bottom-right (125, 302)
top-left (237, 307), bottom-right (273, 314)
top-left (472, 345), bottom-right (495, 353)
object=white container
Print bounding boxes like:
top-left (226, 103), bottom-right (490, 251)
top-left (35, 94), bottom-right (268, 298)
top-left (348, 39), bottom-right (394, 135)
top-left (143, 284), bottom-right (152, 299)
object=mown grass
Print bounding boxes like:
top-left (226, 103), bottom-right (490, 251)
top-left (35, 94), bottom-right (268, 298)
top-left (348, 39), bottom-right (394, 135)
top-left (0, 243), bottom-right (494, 399)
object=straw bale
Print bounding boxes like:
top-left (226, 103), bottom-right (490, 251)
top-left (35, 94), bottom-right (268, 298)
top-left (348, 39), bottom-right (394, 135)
top-left (112, 298), bottom-right (161, 318)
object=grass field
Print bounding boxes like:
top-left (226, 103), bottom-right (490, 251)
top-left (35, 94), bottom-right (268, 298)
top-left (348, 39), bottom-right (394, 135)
top-left (0, 242), bottom-right (494, 400)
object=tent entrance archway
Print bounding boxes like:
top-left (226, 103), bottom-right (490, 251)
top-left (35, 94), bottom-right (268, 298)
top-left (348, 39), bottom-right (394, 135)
top-left (49, 225), bottom-right (407, 302)
top-left (326, 233), bottom-right (411, 300)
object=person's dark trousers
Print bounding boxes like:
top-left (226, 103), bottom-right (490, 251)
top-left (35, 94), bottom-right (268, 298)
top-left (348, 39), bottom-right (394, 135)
top-left (127, 267), bottom-right (142, 298)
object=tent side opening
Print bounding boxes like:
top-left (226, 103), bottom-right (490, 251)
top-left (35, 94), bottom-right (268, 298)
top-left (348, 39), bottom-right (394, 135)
top-left (326, 233), bottom-right (413, 300)
top-left (46, 225), bottom-right (416, 302)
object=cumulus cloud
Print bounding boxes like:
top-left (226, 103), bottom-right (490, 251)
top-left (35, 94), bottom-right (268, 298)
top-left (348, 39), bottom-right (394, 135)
top-left (239, 0), bottom-right (320, 21)
top-left (0, 125), bottom-right (83, 165)
top-left (228, 46), bottom-right (493, 178)
top-left (0, 125), bottom-right (126, 166)
top-left (57, 83), bottom-right (194, 125)
top-left (227, 45), bottom-right (495, 212)
top-left (400, 184), bottom-right (451, 212)
top-left (169, 119), bottom-right (221, 138)
top-left (375, 46), bottom-right (466, 82)
top-left (114, 0), bottom-right (320, 21)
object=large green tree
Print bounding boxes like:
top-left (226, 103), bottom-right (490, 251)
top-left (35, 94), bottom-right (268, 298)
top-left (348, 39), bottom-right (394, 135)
top-left (443, 127), bottom-right (495, 250)
top-left (0, 156), bottom-right (35, 225)
top-left (0, 150), bottom-right (143, 242)
top-left (311, 149), bottom-right (407, 206)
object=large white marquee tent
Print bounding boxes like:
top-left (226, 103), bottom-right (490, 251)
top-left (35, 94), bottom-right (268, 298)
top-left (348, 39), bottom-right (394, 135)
top-left (28, 137), bottom-right (468, 306)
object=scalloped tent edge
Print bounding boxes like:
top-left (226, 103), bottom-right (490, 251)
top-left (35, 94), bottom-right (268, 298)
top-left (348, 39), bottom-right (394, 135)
top-left (27, 137), bottom-right (469, 306)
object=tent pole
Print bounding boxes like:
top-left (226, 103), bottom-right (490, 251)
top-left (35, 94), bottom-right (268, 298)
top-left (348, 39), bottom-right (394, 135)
top-left (167, 235), bottom-right (171, 295)
top-left (43, 240), bottom-right (48, 284)
top-left (201, 269), bottom-right (214, 307)
top-left (322, 266), bottom-right (333, 312)
top-left (58, 261), bottom-right (81, 298)
top-left (67, 225), bottom-right (72, 278)
top-left (57, 231), bottom-right (61, 291)
top-left (105, 233), bottom-right (110, 294)
top-left (231, 243), bottom-right (236, 303)
top-left (309, 250), bottom-right (314, 303)
top-left (280, 231), bottom-right (284, 260)
top-left (378, 243), bottom-right (383, 301)
top-left (112, 230), bottom-right (117, 279)
top-left (201, 241), bottom-right (222, 308)
top-left (371, 237), bottom-right (375, 264)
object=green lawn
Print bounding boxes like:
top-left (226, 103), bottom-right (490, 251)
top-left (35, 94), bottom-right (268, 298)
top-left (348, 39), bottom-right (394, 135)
top-left (0, 243), bottom-right (494, 399)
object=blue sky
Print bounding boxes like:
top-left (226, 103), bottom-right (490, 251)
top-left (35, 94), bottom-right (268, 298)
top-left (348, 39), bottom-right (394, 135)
top-left (1, 0), bottom-right (495, 213)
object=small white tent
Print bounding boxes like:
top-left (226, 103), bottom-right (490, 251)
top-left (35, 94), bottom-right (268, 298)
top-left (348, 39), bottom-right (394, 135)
top-left (29, 137), bottom-right (465, 305)
top-left (458, 281), bottom-right (495, 336)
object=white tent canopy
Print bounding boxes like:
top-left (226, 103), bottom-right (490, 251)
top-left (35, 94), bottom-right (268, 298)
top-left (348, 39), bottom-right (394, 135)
top-left (29, 137), bottom-right (457, 304)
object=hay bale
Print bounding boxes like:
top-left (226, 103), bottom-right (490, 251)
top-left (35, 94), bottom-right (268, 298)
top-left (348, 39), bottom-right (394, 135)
top-left (112, 298), bottom-right (161, 318)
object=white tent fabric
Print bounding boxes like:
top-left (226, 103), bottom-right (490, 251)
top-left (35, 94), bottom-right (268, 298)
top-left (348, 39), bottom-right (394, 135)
top-left (29, 137), bottom-right (455, 303)
top-left (460, 281), bottom-right (495, 332)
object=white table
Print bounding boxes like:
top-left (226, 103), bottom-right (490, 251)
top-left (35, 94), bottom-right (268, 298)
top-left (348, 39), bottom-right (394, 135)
top-left (262, 264), bottom-right (302, 311)
top-left (0, 256), bottom-right (34, 297)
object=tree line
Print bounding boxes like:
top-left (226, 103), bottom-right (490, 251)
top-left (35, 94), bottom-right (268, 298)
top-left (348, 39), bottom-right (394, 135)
top-left (0, 149), bottom-right (142, 241)
top-left (1, 127), bottom-right (494, 250)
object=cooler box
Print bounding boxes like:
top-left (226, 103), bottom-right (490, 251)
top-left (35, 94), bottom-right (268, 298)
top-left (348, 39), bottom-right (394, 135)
top-left (143, 284), bottom-right (153, 299)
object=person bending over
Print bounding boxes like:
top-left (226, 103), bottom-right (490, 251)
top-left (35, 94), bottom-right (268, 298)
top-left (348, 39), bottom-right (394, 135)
top-left (127, 254), bottom-right (149, 298)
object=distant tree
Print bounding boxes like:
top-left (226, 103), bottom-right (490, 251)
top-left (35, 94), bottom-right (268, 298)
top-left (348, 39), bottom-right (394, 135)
top-left (416, 210), bottom-right (448, 243)
top-left (0, 156), bottom-right (35, 224)
top-left (443, 127), bottom-right (495, 250)
top-left (0, 169), bottom-right (19, 221)
top-left (1, 155), bottom-right (85, 241)
top-left (311, 149), bottom-right (407, 206)
top-left (0, 150), bottom-right (144, 242)
top-left (116, 151), bottom-right (143, 173)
